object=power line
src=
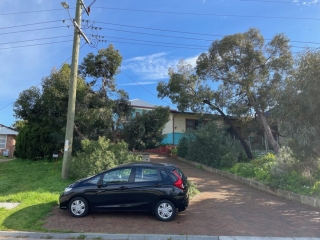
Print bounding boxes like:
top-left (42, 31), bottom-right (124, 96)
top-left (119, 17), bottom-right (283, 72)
top-left (92, 34), bottom-right (311, 50)
top-left (122, 72), bottom-right (173, 107)
top-left (92, 6), bottom-right (320, 21)
top-left (0, 26), bottom-right (66, 35)
top-left (101, 39), bottom-right (207, 50)
top-left (91, 34), bottom-right (209, 49)
top-left (0, 35), bottom-right (73, 45)
top-left (0, 8), bottom-right (67, 16)
top-left (0, 43), bottom-right (86, 111)
top-left (92, 26), bottom-right (219, 42)
top-left (0, 20), bottom-right (65, 30)
top-left (85, 20), bottom-right (223, 38)
top-left (0, 40), bottom-right (73, 50)
top-left (1, 5), bottom-right (318, 20)
top-left (86, 19), bottom-right (320, 46)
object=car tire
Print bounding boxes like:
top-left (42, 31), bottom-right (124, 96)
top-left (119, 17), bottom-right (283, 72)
top-left (155, 200), bottom-right (176, 221)
top-left (68, 196), bottom-right (89, 218)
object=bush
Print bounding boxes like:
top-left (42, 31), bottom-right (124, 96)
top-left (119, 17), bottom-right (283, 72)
top-left (68, 137), bottom-right (141, 179)
top-left (229, 163), bottom-right (255, 178)
top-left (177, 121), bottom-right (241, 168)
top-left (123, 107), bottom-right (170, 151)
top-left (311, 181), bottom-right (320, 198)
top-left (177, 136), bottom-right (189, 157)
top-left (170, 147), bottom-right (178, 155)
top-left (15, 124), bottom-right (58, 160)
top-left (187, 180), bottom-right (200, 199)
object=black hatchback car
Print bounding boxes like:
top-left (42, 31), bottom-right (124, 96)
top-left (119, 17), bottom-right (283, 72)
top-left (60, 162), bottom-right (189, 221)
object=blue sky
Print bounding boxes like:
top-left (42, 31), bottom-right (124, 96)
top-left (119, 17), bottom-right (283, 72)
top-left (0, 0), bottom-right (319, 127)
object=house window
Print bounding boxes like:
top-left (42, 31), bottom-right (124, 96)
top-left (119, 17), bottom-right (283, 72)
top-left (186, 119), bottom-right (208, 130)
top-left (0, 135), bottom-right (6, 149)
top-left (135, 112), bottom-right (141, 117)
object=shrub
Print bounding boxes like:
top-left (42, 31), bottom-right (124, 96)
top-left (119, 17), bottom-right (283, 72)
top-left (68, 137), bottom-right (141, 179)
top-left (170, 147), bottom-right (178, 155)
top-left (177, 121), bottom-right (241, 168)
top-left (15, 124), bottom-right (58, 160)
top-left (177, 136), bottom-right (189, 157)
top-left (187, 180), bottom-right (200, 199)
top-left (311, 181), bottom-right (320, 198)
top-left (229, 163), bottom-right (255, 178)
top-left (123, 107), bottom-right (170, 151)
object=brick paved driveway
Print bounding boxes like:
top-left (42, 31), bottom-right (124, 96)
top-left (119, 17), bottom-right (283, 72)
top-left (44, 154), bottom-right (320, 237)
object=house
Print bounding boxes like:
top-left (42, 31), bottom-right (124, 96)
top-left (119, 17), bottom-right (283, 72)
top-left (0, 124), bottom-right (18, 157)
top-left (129, 99), bottom-right (241, 145)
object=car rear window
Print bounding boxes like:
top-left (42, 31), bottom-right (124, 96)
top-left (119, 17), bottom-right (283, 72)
top-left (174, 167), bottom-right (187, 180)
top-left (134, 168), bottom-right (158, 182)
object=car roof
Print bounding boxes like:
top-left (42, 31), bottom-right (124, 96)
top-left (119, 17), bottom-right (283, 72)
top-left (119, 162), bottom-right (176, 169)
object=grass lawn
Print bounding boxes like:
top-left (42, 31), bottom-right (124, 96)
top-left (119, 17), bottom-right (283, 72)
top-left (0, 158), bottom-right (201, 232)
top-left (0, 159), bottom-right (73, 231)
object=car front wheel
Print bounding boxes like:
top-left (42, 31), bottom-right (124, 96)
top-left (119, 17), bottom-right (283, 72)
top-left (68, 196), bottom-right (89, 218)
top-left (155, 200), bottom-right (176, 221)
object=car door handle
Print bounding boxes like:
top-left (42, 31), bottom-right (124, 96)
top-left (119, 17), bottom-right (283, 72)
top-left (119, 186), bottom-right (127, 190)
top-left (153, 183), bottom-right (161, 187)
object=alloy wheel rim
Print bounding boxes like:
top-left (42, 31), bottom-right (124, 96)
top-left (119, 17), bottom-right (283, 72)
top-left (71, 200), bottom-right (85, 215)
top-left (157, 203), bottom-right (173, 219)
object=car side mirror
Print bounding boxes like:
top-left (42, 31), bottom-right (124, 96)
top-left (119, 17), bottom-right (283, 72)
top-left (97, 180), bottom-right (103, 187)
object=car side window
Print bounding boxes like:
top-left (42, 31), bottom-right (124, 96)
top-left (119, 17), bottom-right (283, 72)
top-left (87, 176), bottom-right (100, 184)
top-left (103, 168), bottom-right (132, 184)
top-left (134, 168), bottom-right (158, 182)
top-left (160, 170), bottom-right (174, 184)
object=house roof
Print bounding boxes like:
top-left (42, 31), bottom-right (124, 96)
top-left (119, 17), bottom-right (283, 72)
top-left (129, 99), bottom-right (156, 108)
top-left (0, 124), bottom-right (18, 135)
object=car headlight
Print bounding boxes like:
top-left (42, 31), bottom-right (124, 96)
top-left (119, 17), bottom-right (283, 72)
top-left (64, 187), bottom-right (73, 193)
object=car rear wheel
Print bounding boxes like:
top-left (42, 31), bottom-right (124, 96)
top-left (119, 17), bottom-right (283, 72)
top-left (155, 200), bottom-right (176, 221)
top-left (68, 197), bottom-right (89, 218)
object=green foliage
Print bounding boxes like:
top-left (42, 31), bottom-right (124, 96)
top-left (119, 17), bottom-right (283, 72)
top-left (177, 136), bottom-right (189, 158)
top-left (229, 163), bottom-right (256, 178)
top-left (269, 171), bottom-right (311, 195)
top-left (275, 49), bottom-right (320, 161)
top-left (223, 150), bottom-right (320, 197)
top-left (187, 180), bottom-right (200, 199)
top-left (196, 28), bottom-right (293, 154)
top-left (14, 46), bottom-right (128, 159)
top-left (68, 137), bottom-right (141, 179)
top-left (177, 121), bottom-right (242, 168)
top-left (15, 124), bottom-right (57, 160)
top-left (169, 147), bottom-right (178, 155)
top-left (157, 60), bottom-right (253, 159)
top-left (123, 107), bottom-right (170, 151)
top-left (79, 44), bottom-right (123, 94)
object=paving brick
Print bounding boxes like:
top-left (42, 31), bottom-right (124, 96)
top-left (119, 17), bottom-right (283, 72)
top-left (44, 154), bottom-right (320, 237)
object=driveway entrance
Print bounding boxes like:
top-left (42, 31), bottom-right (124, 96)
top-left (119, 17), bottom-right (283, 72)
top-left (44, 154), bottom-right (320, 237)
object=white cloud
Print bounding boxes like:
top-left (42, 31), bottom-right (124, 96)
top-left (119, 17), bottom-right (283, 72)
top-left (303, 0), bottom-right (318, 4)
top-left (292, 0), bottom-right (319, 4)
top-left (123, 52), bottom-right (200, 80)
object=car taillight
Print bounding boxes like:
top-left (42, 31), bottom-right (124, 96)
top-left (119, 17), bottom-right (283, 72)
top-left (173, 170), bottom-right (184, 190)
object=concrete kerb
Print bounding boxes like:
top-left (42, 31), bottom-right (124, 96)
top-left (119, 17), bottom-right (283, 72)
top-left (0, 231), bottom-right (217, 240)
top-left (2, 232), bottom-right (320, 240)
top-left (174, 155), bottom-right (320, 209)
